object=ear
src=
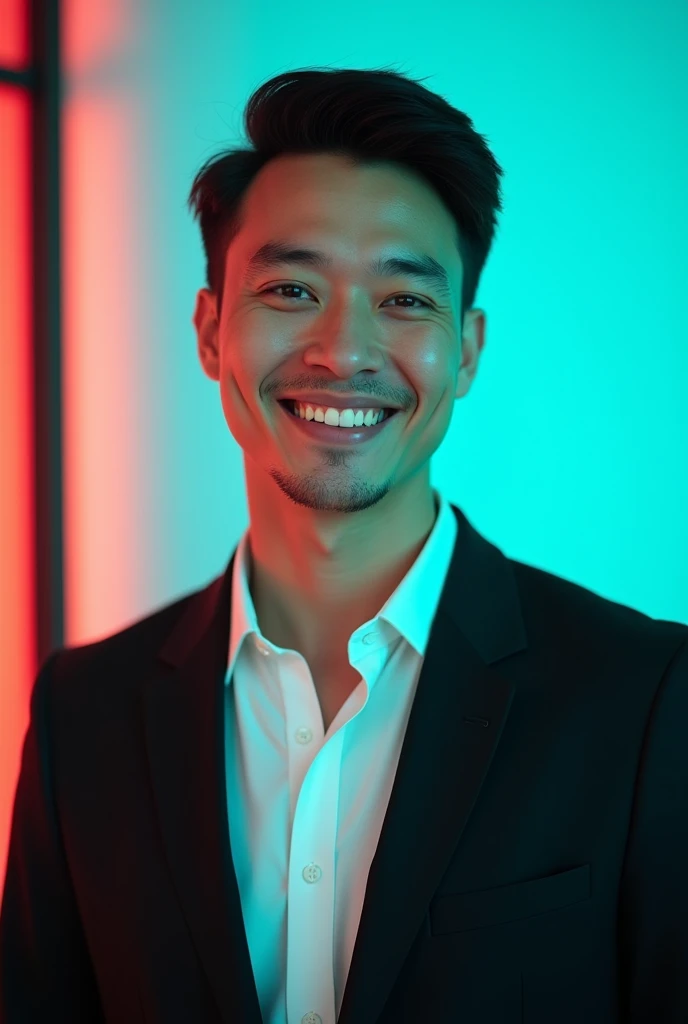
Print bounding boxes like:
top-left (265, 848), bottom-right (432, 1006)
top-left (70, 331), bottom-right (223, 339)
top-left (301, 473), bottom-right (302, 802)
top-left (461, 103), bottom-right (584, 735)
top-left (455, 309), bottom-right (486, 400)
top-left (193, 288), bottom-right (220, 382)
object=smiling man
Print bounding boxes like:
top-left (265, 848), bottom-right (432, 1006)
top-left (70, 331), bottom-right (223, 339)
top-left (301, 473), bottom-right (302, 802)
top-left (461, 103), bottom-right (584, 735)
top-left (193, 150), bottom-right (485, 731)
top-left (1, 65), bottom-right (687, 1024)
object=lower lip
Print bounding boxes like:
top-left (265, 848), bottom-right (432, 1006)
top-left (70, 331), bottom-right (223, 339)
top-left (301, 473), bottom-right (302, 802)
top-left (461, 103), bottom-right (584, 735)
top-left (278, 402), bottom-right (399, 445)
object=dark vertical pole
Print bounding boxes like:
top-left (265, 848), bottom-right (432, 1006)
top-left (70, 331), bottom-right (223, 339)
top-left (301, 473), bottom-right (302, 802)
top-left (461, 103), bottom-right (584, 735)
top-left (32, 0), bottom-right (65, 666)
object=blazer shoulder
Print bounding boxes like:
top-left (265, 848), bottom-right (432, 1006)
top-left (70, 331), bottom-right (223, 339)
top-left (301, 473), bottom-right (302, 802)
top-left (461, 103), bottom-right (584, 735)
top-left (43, 569), bottom-right (223, 687)
top-left (507, 555), bottom-right (688, 655)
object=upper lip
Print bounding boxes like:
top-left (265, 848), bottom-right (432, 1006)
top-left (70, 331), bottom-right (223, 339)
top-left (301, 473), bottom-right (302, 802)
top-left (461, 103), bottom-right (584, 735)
top-left (279, 393), bottom-right (402, 410)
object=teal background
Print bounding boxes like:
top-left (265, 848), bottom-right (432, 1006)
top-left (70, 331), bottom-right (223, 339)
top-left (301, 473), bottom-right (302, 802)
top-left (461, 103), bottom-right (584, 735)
top-left (92, 0), bottom-right (688, 624)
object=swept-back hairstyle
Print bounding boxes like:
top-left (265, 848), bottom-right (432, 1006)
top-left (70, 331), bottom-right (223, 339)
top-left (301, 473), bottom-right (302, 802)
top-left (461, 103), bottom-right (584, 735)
top-left (187, 65), bottom-right (505, 322)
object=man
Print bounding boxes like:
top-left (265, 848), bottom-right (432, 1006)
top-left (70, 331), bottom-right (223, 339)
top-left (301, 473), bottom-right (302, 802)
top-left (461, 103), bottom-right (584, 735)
top-left (1, 150), bottom-right (687, 1024)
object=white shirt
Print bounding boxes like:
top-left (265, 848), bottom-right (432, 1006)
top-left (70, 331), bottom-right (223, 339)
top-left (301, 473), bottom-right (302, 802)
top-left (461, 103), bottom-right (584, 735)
top-left (224, 487), bottom-right (458, 1024)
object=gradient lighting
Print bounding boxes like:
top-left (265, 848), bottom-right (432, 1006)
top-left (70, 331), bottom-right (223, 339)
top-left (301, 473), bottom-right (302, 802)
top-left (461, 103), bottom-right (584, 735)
top-left (61, 0), bottom-right (148, 651)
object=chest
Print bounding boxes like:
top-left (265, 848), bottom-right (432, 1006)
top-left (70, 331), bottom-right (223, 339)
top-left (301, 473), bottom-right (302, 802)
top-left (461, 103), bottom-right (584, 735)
top-left (308, 662), bottom-right (362, 733)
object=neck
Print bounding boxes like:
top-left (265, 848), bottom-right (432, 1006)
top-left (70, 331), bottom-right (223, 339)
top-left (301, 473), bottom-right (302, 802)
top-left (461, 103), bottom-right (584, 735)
top-left (246, 482), bottom-right (438, 660)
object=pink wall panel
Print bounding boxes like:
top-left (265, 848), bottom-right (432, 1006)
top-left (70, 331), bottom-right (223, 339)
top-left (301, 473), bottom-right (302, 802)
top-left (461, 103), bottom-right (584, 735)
top-left (0, 0), bottom-right (30, 67)
top-left (0, 83), bottom-right (35, 891)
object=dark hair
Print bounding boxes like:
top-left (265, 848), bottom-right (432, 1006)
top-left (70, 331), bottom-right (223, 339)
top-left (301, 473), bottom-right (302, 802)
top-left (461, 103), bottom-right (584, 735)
top-left (187, 64), bottom-right (505, 323)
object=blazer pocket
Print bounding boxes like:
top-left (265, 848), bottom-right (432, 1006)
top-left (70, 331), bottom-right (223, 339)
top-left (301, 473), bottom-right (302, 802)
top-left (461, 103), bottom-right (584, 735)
top-left (430, 863), bottom-right (590, 935)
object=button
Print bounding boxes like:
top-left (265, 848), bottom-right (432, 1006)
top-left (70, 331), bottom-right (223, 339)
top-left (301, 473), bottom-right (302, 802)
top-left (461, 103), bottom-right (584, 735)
top-left (301, 1013), bottom-right (322, 1024)
top-left (295, 727), bottom-right (313, 744)
top-left (361, 632), bottom-right (378, 645)
top-left (256, 640), bottom-right (270, 656)
top-left (302, 863), bottom-right (322, 883)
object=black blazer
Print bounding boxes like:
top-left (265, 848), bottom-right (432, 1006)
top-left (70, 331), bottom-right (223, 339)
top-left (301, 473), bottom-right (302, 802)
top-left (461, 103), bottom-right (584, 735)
top-left (1, 504), bottom-right (687, 1023)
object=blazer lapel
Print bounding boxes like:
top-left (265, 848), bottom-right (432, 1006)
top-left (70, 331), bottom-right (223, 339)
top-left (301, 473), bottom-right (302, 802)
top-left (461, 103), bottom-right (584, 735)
top-left (339, 507), bottom-right (527, 1023)
top-left (143, 562), bottom-right (264, 1023)
top-left (144, 505), bottom-right (527, 1024)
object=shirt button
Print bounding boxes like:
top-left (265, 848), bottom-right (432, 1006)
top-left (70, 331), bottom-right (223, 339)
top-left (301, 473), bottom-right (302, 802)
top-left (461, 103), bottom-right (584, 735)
top-left (295, 727), bottom-right (313, 744)
top-left (302, 863), bottom-right (322, 884)
top-left (361, 631), bottom-right (378, 645)
top-left (301, 1013), bottom-right (322, 1024)
top-left (256, 640), bottom-right (270, 656)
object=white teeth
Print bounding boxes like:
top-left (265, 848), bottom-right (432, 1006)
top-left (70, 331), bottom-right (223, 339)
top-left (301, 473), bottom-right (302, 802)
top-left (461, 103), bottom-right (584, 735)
top-left (292, 402), bottom-right (386, 427)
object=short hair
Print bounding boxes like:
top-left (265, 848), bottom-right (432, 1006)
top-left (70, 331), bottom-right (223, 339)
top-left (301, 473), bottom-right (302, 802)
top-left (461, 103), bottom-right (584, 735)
top-left (187, 64), bottom-right (505, 322)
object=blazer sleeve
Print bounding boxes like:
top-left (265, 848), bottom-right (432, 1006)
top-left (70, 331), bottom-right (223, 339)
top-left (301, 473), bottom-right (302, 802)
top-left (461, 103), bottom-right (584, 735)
top-left (617, 634), bottom-right (688, 1023)
top-left (0, 651), bottom-right (105, 1023)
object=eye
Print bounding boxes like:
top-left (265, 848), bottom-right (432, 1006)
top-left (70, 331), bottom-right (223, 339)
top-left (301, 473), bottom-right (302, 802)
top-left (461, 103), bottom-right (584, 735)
top-left (260, 283), bottom-right (431, 309)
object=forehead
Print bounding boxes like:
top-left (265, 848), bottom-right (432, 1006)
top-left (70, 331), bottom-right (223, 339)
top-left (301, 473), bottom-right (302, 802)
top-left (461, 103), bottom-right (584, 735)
top-left (233, 153), bottom-right (460, 276)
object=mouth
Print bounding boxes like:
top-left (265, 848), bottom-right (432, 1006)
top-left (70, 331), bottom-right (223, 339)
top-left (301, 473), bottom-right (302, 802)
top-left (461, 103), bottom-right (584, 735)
top-left (277, 399), bottom-right (400, 445)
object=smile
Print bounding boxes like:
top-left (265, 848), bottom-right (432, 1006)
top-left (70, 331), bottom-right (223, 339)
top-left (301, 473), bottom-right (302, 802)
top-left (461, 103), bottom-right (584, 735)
top-left (277, 399), bottom-right (399, 445)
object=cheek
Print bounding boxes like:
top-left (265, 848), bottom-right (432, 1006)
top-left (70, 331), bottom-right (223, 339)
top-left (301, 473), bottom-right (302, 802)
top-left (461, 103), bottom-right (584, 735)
top-left (217, 367), bottom-right (258, 448)
top-left (217, 343), bottom-right (261, 414)
top-left (421, 387), bottom-right (456, 434)
top-left (409, 335), bottom-right (459, 390)
top-left (410, 381), bottom-right (458, 452)
top-left (217, 349), bottom-right (280, 450)
top-left (390, 384), bottom-right (456, 473)
top-left (412, 352), bottom-right (459, 416)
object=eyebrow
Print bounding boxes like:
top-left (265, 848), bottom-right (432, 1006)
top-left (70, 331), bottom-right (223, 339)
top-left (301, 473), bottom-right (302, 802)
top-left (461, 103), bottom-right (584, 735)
top-left (242, 238), bottom-right (452, 300)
